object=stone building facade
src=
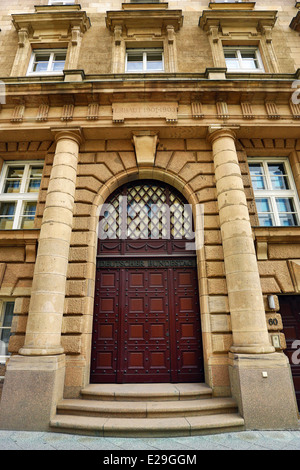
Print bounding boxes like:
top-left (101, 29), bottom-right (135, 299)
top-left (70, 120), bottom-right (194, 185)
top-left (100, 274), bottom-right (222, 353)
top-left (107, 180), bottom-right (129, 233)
top-left (0, 0), bottom-right (299, 436)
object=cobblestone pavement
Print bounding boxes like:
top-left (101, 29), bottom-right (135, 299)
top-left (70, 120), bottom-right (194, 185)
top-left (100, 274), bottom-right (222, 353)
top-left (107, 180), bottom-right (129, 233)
top-left (1, 428), bottom-right (300, 450)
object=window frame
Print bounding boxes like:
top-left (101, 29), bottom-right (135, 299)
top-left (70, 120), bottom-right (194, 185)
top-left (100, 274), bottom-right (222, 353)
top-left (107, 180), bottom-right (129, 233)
top-left (0, 300), bottom-right (14, 367)
top-left (224, 46), bottom-right (265, 73)
top-left (248, 157), bottom-right (300, 227)
top-left (0, 161), bottom-right (43, 230)
top-left (125, 48), bottom-right (164, 73)
top-left (27, 49), bottom-right (67, 76)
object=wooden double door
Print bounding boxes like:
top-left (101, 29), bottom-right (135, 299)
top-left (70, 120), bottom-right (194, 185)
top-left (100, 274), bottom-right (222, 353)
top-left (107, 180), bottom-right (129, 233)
top-left (90, 261), bottom-right (204, 384)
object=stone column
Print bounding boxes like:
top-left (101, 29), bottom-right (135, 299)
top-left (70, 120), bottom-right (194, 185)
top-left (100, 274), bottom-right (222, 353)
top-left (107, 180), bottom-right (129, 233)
top-left (19, 129), bottom-right (82, 356)
top-left (0, 129), bottom-right (82, 431)
top-left (208, 127), bottom-right (299, 430)
top-left (208, 127), bottom-right (274, 354)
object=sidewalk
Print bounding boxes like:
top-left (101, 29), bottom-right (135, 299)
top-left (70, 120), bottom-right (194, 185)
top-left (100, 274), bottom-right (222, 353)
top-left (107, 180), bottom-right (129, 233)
top-left (1, 428), bottom-right (300, 450)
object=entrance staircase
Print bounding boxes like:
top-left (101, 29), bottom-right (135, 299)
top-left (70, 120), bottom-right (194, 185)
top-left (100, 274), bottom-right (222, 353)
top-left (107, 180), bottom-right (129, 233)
top-left (50, 383), bottom-right (245, 437)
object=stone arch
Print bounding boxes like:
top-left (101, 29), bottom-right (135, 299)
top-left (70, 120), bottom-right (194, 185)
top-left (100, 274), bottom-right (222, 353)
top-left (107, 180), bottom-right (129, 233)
top-left (81, 166), bottom-right (211, 387)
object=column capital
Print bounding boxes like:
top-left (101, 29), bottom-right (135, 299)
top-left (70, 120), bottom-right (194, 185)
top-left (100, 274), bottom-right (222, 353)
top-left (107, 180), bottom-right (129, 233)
top-left (51, 127), bottom-right (83, 146)
top-left (207, 125), bottom-right (239, 145)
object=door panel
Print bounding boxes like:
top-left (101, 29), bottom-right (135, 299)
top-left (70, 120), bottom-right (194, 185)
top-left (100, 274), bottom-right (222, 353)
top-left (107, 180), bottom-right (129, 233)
top-left (91, 264), bottom-right (204, 384)
top-left (279, 295), bottom-right (300, 411)
top-left (120, 268), bottom-right (170, 383)
top-left (91, 270), bottom-right (120, 382)
top-left (173, 268), bottom-right (204, 382)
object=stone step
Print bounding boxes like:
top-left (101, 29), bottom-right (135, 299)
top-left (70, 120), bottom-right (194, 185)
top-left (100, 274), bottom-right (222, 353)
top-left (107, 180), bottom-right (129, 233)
top-left (51, 383), bottom-right (244, 437)
top-left (50, 412), bottom-right (245, 437)
top-left (56, 397), bottom-right (238, 419)
top-left (80, 383), bottom-right (213, 402)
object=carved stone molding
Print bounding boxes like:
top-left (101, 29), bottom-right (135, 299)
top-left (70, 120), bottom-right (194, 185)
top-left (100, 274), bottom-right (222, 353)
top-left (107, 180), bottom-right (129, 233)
top-left (106, 8), bottom-right (183, 73)
top-left (290, 100), bottom-right (300, 120)
top-left (11, 7), bottom-right (91, 39)
top-left (241, 102), bottom-right (254, 120)
top-left (132, 131), bottom-right (159, 167)
top-left (61, 104), bottom-right (74, 122)
top-left (10, 6), bottom-right (91, 77)
top-left (265, 101), bottom-right (280, 120)
top-left (106, 9), bottom-right (183, 35)
top-left (191, 102), bottom-right (204, 119)
top-left (87, 103), bottom-right (99, 121)
top-left (36, 104), bottom-right (49, 122)
top-left (254, 227), bottom-right (300, 263)
top-left (11, 105), bottom-right (25, 123)
top-left (216, 101), bottom-right (229, 120)
top-left (199, 9), bottom-right (278, 73)
top-left (199, 9), bottom-right (277, 35)
top-left (112, 102), bottom-right (178, 123)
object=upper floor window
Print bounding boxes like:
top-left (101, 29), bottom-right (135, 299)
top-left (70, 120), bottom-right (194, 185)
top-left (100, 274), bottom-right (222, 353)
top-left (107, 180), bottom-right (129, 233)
top-left (224, 46), bottom-right (265, 73)
top-left (0, 162), bottom-right (43, 230)
top-left (0, 301), bottom-right (14, 367)
top-left (125, 48), bottom-right (164, 73)
top-left (48, 0), bottom-right (75, 4)
top-left (27, 49), bottom-right (67, 76)
top-left (249, 159), bottom-right (300, 227)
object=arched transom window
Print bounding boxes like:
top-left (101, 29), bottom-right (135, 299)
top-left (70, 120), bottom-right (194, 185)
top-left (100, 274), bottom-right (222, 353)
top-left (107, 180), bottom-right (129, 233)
top-left (99, 180), bottom-right (193, 241)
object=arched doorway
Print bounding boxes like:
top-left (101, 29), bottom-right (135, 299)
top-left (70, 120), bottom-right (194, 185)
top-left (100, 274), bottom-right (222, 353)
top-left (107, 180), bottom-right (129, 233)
top-left (90, 180), bottom-right (204, 383)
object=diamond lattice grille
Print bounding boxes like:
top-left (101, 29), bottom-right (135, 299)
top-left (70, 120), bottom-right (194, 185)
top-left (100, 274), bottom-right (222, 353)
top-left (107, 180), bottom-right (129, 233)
top-left (100, 181), bottom-right (193, 240)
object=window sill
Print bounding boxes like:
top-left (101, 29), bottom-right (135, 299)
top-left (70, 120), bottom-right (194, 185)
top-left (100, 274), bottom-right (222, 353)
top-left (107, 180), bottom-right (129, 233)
top-left (254, 226), bottom-right (300, 260)
top-left (0, 229), bottom-right (39, 262)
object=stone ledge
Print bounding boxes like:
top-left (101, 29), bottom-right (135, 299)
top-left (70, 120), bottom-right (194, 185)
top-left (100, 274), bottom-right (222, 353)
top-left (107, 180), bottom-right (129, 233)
top-left (0, 229), bottom-right (39, 245)
top-left (254, 226), bottom-right (300, 245)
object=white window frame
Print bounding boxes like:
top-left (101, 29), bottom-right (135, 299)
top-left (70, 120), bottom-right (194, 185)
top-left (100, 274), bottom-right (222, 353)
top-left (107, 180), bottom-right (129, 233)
top-left (125, 48), bottom-right (164, 73)
top-left (27, 49), bottom-right (67, 76)
top-left (224, 46), bottom-right (265, 73)
top-left (0, 300), bottom-right (14, 367)
top-left (0, 161), bottom-right (43, 230)
top-left (248, 158), bottom-right (300, 227)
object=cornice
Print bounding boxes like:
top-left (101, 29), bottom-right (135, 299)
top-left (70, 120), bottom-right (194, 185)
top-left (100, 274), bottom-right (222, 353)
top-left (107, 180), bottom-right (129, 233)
top-left (11, 8), bottom-right (91, 36)
top-left (105, 8), bottom-right (183, 33)
top-left (199, 9), bottom-right (277, 31)
top-left (254, 226), bottom-right (300, 245)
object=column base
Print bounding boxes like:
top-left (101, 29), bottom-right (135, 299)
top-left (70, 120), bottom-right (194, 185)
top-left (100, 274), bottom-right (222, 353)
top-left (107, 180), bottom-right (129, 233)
top-left (19, 346), bottom-right (64, 356)
top-left (0, 354), bottom-right (65, 431)
top-left (229, 352), bottom-right (299, 430)
top-left (230, 344), bottom-right (275, 354)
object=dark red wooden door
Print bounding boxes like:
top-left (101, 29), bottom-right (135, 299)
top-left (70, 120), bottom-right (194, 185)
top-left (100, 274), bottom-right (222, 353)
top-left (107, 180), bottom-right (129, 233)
top-left (90, 180), bottom-right (204, 384)
top-left (279, 295), bottom-right (300, 410)
top-left (91, 263), bottom-right (204, 383)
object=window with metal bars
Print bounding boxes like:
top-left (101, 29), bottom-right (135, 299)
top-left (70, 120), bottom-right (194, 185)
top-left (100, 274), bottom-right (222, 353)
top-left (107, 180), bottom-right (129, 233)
top-left (99, 181), bottom-right (193, 240)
